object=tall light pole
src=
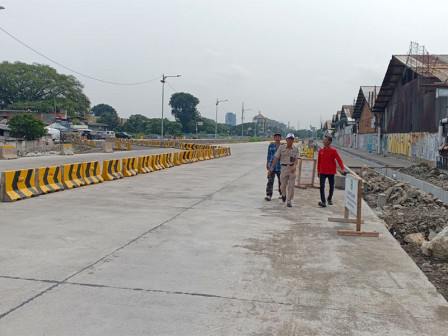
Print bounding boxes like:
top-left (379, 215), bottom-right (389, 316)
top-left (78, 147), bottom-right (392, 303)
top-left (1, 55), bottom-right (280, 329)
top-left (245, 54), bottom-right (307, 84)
top-left (241, 102), bottom-right (251, 137)
top-left (215, 98), bottom-right (228, 139)
top-left (161, 74), bottom-right (181, 138)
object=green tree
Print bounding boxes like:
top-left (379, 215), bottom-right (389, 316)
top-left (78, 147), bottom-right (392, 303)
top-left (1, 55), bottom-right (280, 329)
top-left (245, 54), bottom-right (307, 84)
top-left (91, 103), bottom-right (116, 117)
top-left (165, 121), bottom-right (183, 136)
top-left (169, 92), bottom-right (200, 132)
top-left (98, 111), bottom-right (120, 129)
top-left (0, 61), bottom-right (90, 116)
top-left (7, 113), bottom-right (47, 140)
top-left (123, 114), bottom-right (150, 134)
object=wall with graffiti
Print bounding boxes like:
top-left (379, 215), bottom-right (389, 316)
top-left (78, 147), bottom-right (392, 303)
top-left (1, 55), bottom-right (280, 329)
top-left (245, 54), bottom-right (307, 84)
top-left (358, 134), bottom-right (378, 152)
top-left (384, 132), bottom-right (439, 162)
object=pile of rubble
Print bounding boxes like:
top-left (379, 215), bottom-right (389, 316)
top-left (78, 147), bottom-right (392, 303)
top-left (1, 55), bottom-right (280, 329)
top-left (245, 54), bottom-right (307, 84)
top-left (19, 143), bottom-right (98, 157)
top-left (399, 162), bottom-right (448, 191)
top-left (360, 167), bottom-right (448, 255)
top-left (360, 167), bottom-right (448, 299)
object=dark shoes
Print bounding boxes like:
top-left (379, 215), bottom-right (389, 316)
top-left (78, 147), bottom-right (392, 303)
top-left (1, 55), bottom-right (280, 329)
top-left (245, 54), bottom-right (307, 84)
top-left (318, 202), bottom-right (327, 207)
top-left (264, 196), bottom-right (271, 201)
top-left (282, 195), bottom-right (286, 203)
top-left (287, 201), bottom-right (292, 207)
top-left (327, 199), bottom-right (333, 205)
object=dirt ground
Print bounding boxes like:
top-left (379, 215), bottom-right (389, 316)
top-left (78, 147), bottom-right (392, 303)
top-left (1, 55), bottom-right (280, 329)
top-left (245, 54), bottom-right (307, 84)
top-left (360, 167), bottom-right (448, 301)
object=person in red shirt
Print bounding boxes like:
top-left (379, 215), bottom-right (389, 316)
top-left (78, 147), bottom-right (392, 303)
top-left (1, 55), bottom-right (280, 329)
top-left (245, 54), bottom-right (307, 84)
top-left (317, 136), bottom-right (346, 207)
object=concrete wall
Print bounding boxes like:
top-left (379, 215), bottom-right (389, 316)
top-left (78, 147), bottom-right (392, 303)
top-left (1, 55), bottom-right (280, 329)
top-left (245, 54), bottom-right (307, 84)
top-left (0, 135), bottom-right (56, 155)
top-left (383, 132), bottom-right (439, 163)
top-left (358, 133), bottom-right (378, 152)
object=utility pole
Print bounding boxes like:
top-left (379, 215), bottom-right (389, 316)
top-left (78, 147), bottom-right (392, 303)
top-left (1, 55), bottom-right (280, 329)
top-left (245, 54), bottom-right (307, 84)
top-left (241, 102), bottom-right (251, 137)
top-left (160, 74), bottom-right (181, 138)
top-left (215, 98), bottom-right (228, 139)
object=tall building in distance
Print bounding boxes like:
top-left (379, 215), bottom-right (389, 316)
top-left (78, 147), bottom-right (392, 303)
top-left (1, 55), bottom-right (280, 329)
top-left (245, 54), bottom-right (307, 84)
top-left (225, 112), bottom-right (237, 126)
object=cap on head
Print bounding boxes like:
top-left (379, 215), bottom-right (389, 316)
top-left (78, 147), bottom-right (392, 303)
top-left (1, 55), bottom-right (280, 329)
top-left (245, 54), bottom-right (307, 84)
top-left (286, 133), bottom-right (295, 140)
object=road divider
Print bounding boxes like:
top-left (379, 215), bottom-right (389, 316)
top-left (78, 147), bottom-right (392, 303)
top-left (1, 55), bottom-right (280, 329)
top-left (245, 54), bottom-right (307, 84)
top-left (0, 168), bottom-right (40, 201)
top-left (122, 158), bottom-right (139, 177)
top-left (61, 144), bottom-right (74, 155)
top-left (62, 163), bottom-right (86, 189)
top-left (82, 161), bottom-right (104, 185)
top-left (138, 156), bottom-right (153, 174)
top-left (102, 159), bottom-right (124, 181)
top-left (0, 145), bottom-right (18, 160)
top-left (0, 143), bottom-right (231, 202)
top-left (36, 166), bottom-right (64, 194)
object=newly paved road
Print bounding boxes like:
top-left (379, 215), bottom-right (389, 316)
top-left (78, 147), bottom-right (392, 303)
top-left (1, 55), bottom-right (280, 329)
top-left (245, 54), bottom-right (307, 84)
top-left (0, 142), bottom-right (447, 335)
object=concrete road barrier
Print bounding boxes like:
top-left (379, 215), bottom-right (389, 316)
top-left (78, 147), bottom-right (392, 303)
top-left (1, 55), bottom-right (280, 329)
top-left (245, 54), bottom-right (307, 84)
top-left (103, 142), bottom-right (114, 153)
top-left (160, 153), bottom-right (171, 169)
top-left (35, 166), bottom-right (64, 194)
top-left (138, 156), bottom-right (153, 174)
top-left (0, 145), bottom-right (18, 160)
top-left (172, 152), bottom-right (181, 166)
top-left (61, 144), bottom-right (74, 155)
top-left (62, 163), bottom-right (86, 189)
top-left (102, 159), bottom-right (124, 181)
top-left (122, 158), bottom-right (138, 177)
top-left (154, 154), bottom-right (165, 170)
top-left (82, 161), bottom-right (104, 185)
top-left (148, 155), bottom-right (159, 171)
top-left (0, 168), bottom-right (40, 201)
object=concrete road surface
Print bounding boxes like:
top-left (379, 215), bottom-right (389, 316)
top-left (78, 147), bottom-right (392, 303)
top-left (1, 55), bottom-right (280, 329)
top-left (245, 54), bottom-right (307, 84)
top-left (0, 142), bottom-right (447, 335)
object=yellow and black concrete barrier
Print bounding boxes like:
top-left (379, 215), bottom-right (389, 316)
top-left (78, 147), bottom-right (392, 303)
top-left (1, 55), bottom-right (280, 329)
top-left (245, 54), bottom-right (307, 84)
top-left (0, 169), bottom-right (40, 201)
top-left (36, 166), bottom-right (64, 194)
top-left (122, 158), bottom-right (138, 177)
top-left (62, 163), bottom-right (86, 189)
top-left (102, 159), bottom-right (124, 181)
top-left (82, 161), bottom-right (104, 185)
top-left (138, 156), bottom-right (153, 174)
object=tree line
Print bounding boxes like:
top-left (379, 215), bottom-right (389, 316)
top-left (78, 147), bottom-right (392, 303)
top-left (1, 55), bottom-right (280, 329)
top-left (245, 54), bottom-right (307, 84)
top-left (1, 61), bottom-right (312, 140)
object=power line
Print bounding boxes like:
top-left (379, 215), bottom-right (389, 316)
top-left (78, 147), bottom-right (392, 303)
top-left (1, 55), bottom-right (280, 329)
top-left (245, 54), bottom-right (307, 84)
top-left (166, 81), bottom-right (177, 92)
top-left (0, 26), bottom-right (161, 86)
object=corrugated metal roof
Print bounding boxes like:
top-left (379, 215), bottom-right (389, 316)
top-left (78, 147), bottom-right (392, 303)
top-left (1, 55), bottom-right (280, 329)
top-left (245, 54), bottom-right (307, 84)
top-left (353, 86), bottom-right (380, 119)
top-left (372, 55), bottom-right (448, 113)
top-left (341, 105), bottom-right (354, 120)
top-left (394, 54), bottom-right (448, 82)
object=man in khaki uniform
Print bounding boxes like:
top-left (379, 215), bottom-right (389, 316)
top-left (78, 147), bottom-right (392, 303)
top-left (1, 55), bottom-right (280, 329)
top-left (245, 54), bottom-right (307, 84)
top-left (268, 133), bottom-right (300, 207)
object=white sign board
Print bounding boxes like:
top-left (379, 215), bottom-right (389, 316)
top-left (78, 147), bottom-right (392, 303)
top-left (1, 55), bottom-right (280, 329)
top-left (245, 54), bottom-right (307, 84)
top-left (344, 174), bottom-right (359, 216)
top-left (297, 159), bottom-right (316, 186)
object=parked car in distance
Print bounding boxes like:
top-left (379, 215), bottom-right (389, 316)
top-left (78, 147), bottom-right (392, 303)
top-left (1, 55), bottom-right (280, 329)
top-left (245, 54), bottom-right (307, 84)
top-left (115, 132), bottom-right (132, 139)
top-left (104, 130), bottom-right (116, 138)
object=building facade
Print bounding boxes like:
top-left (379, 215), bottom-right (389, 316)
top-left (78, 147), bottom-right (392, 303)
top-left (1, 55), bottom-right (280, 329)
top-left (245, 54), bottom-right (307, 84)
top-left (225, 112), bottom-right (237, 126)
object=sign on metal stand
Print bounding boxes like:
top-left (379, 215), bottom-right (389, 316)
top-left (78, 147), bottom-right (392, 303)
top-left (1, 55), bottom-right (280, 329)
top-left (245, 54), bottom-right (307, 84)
top-left (328, 174), bottom-right (379, 237)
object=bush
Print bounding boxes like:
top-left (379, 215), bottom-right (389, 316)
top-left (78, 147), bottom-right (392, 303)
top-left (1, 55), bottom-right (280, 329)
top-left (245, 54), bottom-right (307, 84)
top-left (248, 137), bottom-right (264, 142)
top-left (7, 113), bottom-right (47, 140)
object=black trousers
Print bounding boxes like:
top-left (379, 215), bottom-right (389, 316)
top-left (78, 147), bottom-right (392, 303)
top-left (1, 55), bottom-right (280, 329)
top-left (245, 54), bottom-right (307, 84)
top-left (266, 171), bottom-right (281, 197)
top-left (319, 174), bottom-right (335, 203)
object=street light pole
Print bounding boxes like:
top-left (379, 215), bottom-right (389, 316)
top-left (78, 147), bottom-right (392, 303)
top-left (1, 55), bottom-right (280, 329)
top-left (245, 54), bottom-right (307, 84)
top-left (215, 98), bottom-right (228, 139)
top-left (160, 74), bottom-right (181, 138)
top-left (241, 102), bottom-right (251, 137)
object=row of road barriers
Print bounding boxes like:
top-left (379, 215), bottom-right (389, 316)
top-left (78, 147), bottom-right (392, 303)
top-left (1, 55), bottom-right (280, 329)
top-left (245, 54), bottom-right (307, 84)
top-left (0, 147), bottom-right (231, 202)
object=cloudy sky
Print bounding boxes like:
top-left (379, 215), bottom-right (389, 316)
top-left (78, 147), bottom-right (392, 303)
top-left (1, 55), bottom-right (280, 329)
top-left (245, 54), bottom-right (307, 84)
top-left (1, 0), bottom-right (448, 129)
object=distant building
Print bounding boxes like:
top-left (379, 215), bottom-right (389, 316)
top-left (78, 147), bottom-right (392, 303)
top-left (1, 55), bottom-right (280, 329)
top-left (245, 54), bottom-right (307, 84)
top-left (225, 112), bottom-right (237, 126)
